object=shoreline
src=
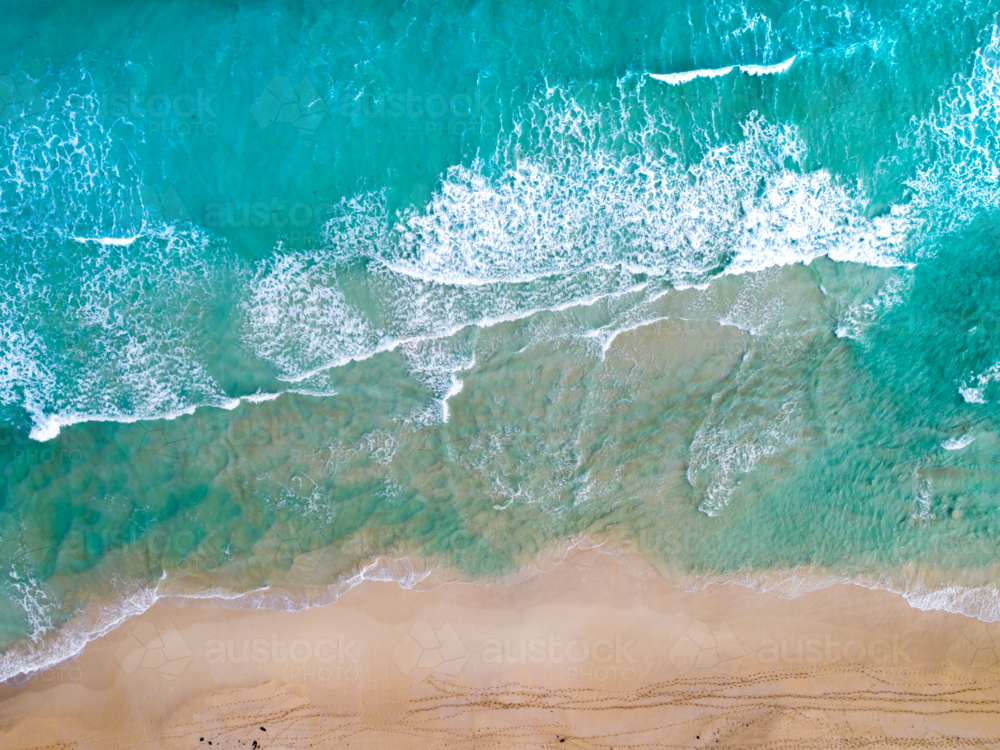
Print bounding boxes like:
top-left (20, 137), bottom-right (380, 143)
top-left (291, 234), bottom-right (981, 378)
top-left (3, 543), bottom-right (1000, 746)
top-left (6, 536), bottom-right (1000, 686)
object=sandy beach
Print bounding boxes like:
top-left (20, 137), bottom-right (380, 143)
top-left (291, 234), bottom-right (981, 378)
top-left (1, 546), bottom-right (999, 748)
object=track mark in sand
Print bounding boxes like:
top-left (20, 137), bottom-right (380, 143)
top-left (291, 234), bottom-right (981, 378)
top-left (156, 666), bottom-right (1000, 749)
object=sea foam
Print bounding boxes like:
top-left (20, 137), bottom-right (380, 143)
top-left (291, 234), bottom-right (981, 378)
top-left (7, 77), bottom-right (914, 440)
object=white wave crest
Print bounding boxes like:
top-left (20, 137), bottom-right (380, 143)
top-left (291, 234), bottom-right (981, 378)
top-left (648, 55), bottom-right (796, 86)
top-left (942, 434), bottom-right (976, 450)
top-left (385, 112), bottom-right (909, 288)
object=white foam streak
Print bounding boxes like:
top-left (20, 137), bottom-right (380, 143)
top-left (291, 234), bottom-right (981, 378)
top-left (649, 66), bottom-right (735, 86)
top-left (942, 434), bottom-right (975, 450)
top-left (240, 391), bottom-right (282, 404)
top-left (268, 278), bottom-right (648, 385)
top-left (584, 316), bottom-right (671, 360)
top-left (648, 55), bottom-right (796, 86)
top-left (741, 56), bottom-right (797, 76)
top-left (440, 358), bottom-right (474, 423)
top-left (28, 392), bottom-right (284, 442)
top-left (960, 361), bottom-right (1000, 405)
top-left (71, 235), bottom-right (140, 247)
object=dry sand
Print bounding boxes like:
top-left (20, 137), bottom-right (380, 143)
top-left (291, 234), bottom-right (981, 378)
top-left (2, 546), bottom-right (1000, 748)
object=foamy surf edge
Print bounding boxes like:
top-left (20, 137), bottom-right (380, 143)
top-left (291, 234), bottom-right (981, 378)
top-left (683, 564), bottom-right (1000, 623)
top-left (5, 537), bottom-right (1000, 683)
top-left (0, 551), bottom-right (451, 684)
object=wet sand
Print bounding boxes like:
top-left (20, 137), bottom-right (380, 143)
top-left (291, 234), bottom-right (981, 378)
top-left (2, 546), bottom-right (999, 748)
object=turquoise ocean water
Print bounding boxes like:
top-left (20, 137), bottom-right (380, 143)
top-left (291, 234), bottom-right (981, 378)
top-left (3, 0), bottom-right (1000, 677)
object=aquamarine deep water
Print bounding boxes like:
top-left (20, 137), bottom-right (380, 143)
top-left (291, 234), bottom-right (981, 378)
top-left (2, 0), bottom-right (1000, 676)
